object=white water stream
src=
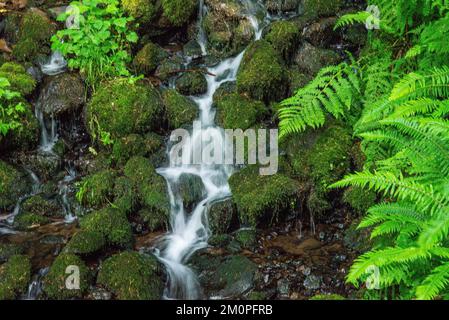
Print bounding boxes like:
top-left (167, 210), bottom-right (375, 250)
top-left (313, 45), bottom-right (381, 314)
top-left (155, 0), bottom-right (267, 300)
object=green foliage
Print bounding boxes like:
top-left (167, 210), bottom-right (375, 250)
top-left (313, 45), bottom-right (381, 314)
top-left (161, 0), bottom-right (198, 27)
top-left (64, 230), bottom-right (106, 255)
top-left (0, 255), bottom-right (31, 300)
top-left (51, 0), bottom-right (138, 89)
top-left (97, 251), bottom-right (164, 300)
top-left (0, 78), bottom-right (26, 137)
top-left (76, 169), bottom-right (116, 209)
top-left (162, 89), bottom-right (198, 129)
top-left (0, 63), bottom-right (36, 96)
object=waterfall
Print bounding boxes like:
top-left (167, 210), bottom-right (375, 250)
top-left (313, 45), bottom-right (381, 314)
top-left (155, 0), bottom-right (267, 300)
top-left (40, 51), bottom-right (67, 76)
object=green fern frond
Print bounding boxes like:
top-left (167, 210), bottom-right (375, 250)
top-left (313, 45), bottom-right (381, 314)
top-left (416, 262), bottom-right (449, 300)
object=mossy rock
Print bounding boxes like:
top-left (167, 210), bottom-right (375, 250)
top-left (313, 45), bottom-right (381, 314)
top-left (13, 212), bottom-right (51, 231)
top-left (229, 166), bottom-right (300, 227)
top-left (237, 40), bottom-right (287, 103)
top-left (21, 195), bottom-right (60, 217)
top-left (284, 123), bottom-right (353, 217)
top-left (302, 0), bottom-right (343, 19)
top-left (208, 198), bottom-right (236, 235)
top-left (264, 21), bottom-right (301, 62)
top-left (122, 0), bottom-right (160, 24)
top-left (0, 244), bottom-right (24, 264)
top-left (64, 230), bottom-right (106, 255)
top-left (0, 255), bottom-right (31, 300)
top-left (86, 79), bottom-right (164, 139)
top-left (173, 173), bottom-right (205, 211)
top-left (137, 208), bottom-right (167, 232)
top-left (0, 63), bottom-right (36, 96)
top-left (343, 187), bottom-right (377, 216)
top-left (112, 134), bottom-right (147, 165)
top-left (43, 253), bottom-right (89, 300)
top-left (175, 72), bottom-right (207, 96)
top-left (77, 169), bottom-right (116, 209)
top-left (12, 9), bottom-right (55, 62)
top-left (113, 176), bottom-right (139, 215)
top-left (208, 234), bottom-right (232, 247)
top-left (215, 93), bottom-right (267, 130)
top-left (0, 161), bottom-right (30, 210)
top-left (144, 132), bottom-right (164, 155)
top-left (310, 294), bottom-right (346, 300)
top-left (155, 56), bottom-right (183, 82)
top-left (211, 255), bottom-right (257, 295)
top-left (161, 0), bottom-right (198, 27)
top-left (234, 228), bottom-right (257, 249)
top-left (294, 42), bottom-right (342, 76)
top-left (162, 89), bottom-right (198, 129)
top-left (80, 207), bottom-right (133, 248)
top-left (133, 42), bottom-right (168, 74)
top-left (97, 251), bottom-right (164, 300)
top-left (247, 290), bottom-right (267, 300)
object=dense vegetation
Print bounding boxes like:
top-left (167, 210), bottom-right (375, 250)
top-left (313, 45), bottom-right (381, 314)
top-left (279, 0), bottom-right (449, 299)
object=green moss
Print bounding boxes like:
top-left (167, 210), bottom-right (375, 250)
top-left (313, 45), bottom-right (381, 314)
top-left (122, 0), bottom-right (160, 24)
top-left (64, 231), bottom-right (106, 255)
top-left (22, 195), bottom-right (60, 217)
top-left (264, 21), bottom-right (300, 61)
top-left (247, 291), bottom-right (267, 300)
top-left (144, 132), bottom-right (164, 155)
top-left (155, 56), bottom-right (183, 81)
top-left (208, 199), bottom-right (235, 235)
top-left (12, 10), bottom-right (55, 62)
top-left (14, 212), bottom-right (50, 230)
top-left (112, 134), bottom-right (146, 165)
top-left (0, 255), bottom-right (31, 300)
top-left (237, 40), bottom-right (287, 103)
top-left (133, 42), bottom-right (168, 74)
top-left (343, 187), bottom-right (377, 216)
top-left (234, 229), bottom-right (257, 249)
top-left (87, 79), bottom-right (164, 139)
top-left (229, 166), bottom-right (300, 227)
top-left (44, 253), bottom-right (89, 300)
top-left (310, 294), bottom-right (346, 300)
top-left (113, 176), bottom-right (138, 215)
top-left (0, 244), bottom-right (24, 263)
top-left (0, 63), bottom-right (36, 96)
top-left (77, 169), bottom-right (116, 209)
top-left (124, 156), bottom-right (157, 185)
top-left (161, 0), bottom-right (198, 27)
top-left (175, 72), bottom-right (207, 96)
top-left (97, 251), bottom-right (164, 300)
top-left (213, 255), bottom-right (256, 289)
top-left (302, 0), bottom-right (343, 19)
top-left (162, 89), bottom-right (198, 129)
top-left (137, 208), bottom-right (167, 232)
top-left (0, 161), bottom-right (30, 210)
top-left (80, 207), bottom-right (133, 248)
top-left (209, 234), bottom-right (231, 247)
top-left (215, 93), bottom-right (267, 130)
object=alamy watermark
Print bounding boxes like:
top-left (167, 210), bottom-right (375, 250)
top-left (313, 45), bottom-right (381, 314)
top-left (169, 121), bottom-right (279, 176)
top-left (365, 5), bottom-right (381, 30)
top-left (65, 265), bottom-right (80, 290)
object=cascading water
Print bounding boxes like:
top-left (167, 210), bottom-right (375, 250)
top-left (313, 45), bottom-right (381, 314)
top-left (40, 51), bottom-right (67, 76)
top-left (155, 0), bottom-right (268, 300)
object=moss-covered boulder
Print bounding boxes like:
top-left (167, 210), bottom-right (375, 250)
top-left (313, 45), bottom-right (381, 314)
top-left (175, 72), bottom-right (207, 96)
top-left (122, 0), bottom-right (160, 25)
top-left (64, 230), bottom-right (106, 255)
top-left (0, 244), bottom-right (24, 264)
top-left (237, 40), bottom-right (287, 103)
top-left (0, 63), bottom-right (36, 96)
top-left (284, 124), bottom-right (353, 217)
top-left (112, 134), bottom-right (146, 165)
top-left (133, 42), bottom-right (168, 74)
top-left (302, 0), bottom-right (343, 19)
top-left (137, 208), bottom-right (167, 232)
top-left (343, 187), bottom-right (377, 216)
top-left (22, 195), bottom-right (60, 217)
top-left (43, 253), bottom-right (89, 300)
top-left (12, 9), bottom-right (55, 62)
top-left (173, 173), bottom-right (205, 211)
top-left (0, 161), bottom-right (30, 210)
top-left (229, 166), bottom-right (300, 227)
top-left (264, 21), bottom-right (301, 62)
top-left (264, 0), bottom-right (301, 14)
top-left (97, 251), bottom-right (164, 300)
top-left (113, 176), bottom-right (139, 215)
top-left (294, 42), bottom-right (342, 76)
top-left (124, 156), bottom-right (170, 219)
top-left (155, 56), bottom-right (184, 82)
top-left (162, 89), bottom-right (198, 129)
top-left (0, 255), bottom-right (31, 300)
top-left (215, 93), bottom-right (267, 130)
top-left (234, 228), bottom-right (257, 249)
top-left (86, 79), bottom-right (164, 139)
top-left (80, 207), bottom-right (133, 248)
top-left (77, 169), bottom-right (116, 209)
top-left (161, 0), bottom-right (198, 27)
top-left (13, 212), bottom-right (51, 231)
top-left (208, 198), bottom-right (236, 234)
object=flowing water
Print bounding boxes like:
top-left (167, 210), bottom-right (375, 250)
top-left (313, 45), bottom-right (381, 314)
top-left (155, 0), bottom-right (269, 300)
top-left (40, 51), bottom-right (67, 76)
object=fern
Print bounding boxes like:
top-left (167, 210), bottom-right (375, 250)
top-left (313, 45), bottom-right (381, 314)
top-left (334, 11), bottom-right (372, 30)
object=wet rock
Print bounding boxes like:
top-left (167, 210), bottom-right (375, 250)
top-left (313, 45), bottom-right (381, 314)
top-left (133, 42), bottom-right (168, 75)
top-left (234, 228), bottom-right (257, 250)
top-left (208, 198), bottom-right (236, 234)
top-left (264, 0), bottom-right (301, 14)
top-left (39, 235), bottom-right (66, 245)
top-left (0, 160), bottom-right (30, 210)
top-left (209, 234), bottom-right (232, 247)
top-left (155, 56), bottom-right (184, 82)
top-left (303, 274), bottom-right (322, 290)
top-left (302, 17), bottom-right (339, 48)
top-left (302, 0), bottom-right (343, 19)
top-left (293, 42), bottom-right (342, 75)
top-left (38, 73), bottom-right (85, 117)
top-left (277, 278), bottom-right (290, 297)
top-left (0, 243), bottom-right (24, 263)
top-left (20, 151), bottom-right (61, 182)
top-left (22, 195), bottom-right (61, 218)
top-left (137, 207), bottom-right (168, 232)
top-left (162, 89), bottom-right (198, 129)
top-left (183, 40), bottom-right (203, 59)
top-left (90, 287), bottom-right (112, 300)
top-left (175, 72), bottom-right (208, 96)
top-left (174, 173), bottom-right (206, 211)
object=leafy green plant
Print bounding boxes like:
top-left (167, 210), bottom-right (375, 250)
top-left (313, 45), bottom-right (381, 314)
top-left (0, 78), bottom-right (26, 136)
top-left (51, 0), bottom-right (138, 90)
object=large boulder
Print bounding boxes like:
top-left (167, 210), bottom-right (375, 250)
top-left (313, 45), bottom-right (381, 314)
top-left (37, 73), bottom-right (85, 117)
top-left (97, 251), bottom-right (165, 300)
top-left (237, 40), bottom-right (288, 103)
top-left (86, 79), bottom-right (164, 139)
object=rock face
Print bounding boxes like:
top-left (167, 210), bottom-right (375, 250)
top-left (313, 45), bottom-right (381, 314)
top-left (38, 73), bottom-right (85, 116)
